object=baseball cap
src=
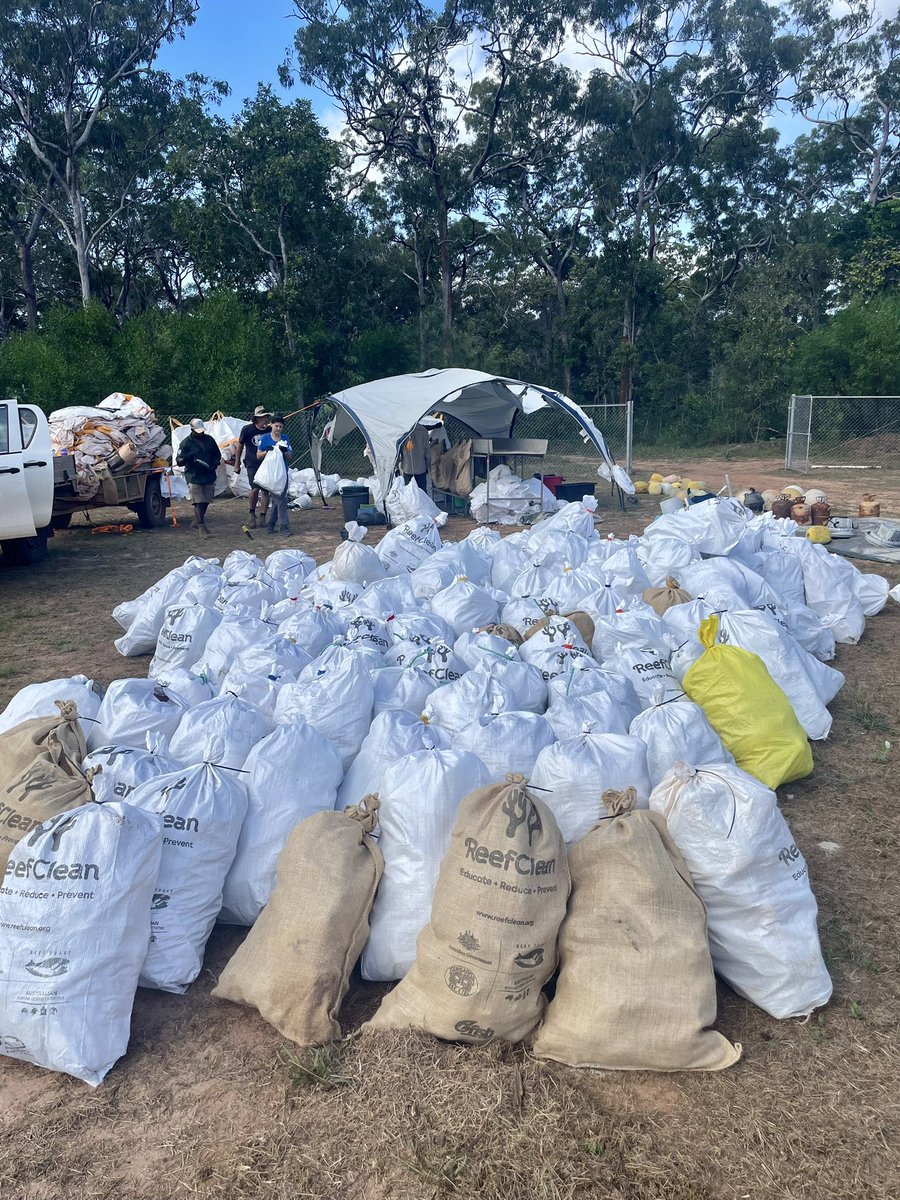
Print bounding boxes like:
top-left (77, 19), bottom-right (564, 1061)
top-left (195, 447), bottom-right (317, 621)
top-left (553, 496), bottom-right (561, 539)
top-left (252, 406), bottom-right (272, 419)
top-left (189, 418), bottom-right (206, 432)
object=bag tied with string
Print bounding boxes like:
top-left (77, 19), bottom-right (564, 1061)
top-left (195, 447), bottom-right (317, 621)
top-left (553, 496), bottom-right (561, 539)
top-left (366, 775), bottom-right (569, 1044)
top-left (0, 750), bottom-right (96, 877)
top-left (650, 762), bottom-right (832, 1019)
top-left (682, 614), bottom-right (813, 789)
top-left (533, 788), bottom-right (741, 1071)
top-left (0, 699), bottom-right (87, 790)
top-left (213, 798), bottom-right (384, 1046)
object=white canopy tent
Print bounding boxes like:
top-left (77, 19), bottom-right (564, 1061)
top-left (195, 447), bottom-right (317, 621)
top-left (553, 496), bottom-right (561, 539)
top-left (322, 368), bottom-right (632, 505)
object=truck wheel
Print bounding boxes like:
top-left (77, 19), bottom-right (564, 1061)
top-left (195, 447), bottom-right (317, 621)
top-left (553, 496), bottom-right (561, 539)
top-left (52, 513), bottom-right (73, 530)
top-left (134, 476), bottom-right (167, 528)
top-left (2, 530), bottom-right (49, 566)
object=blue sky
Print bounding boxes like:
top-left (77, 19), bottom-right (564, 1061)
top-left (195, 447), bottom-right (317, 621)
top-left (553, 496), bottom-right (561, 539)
top-left (154, 0), bottom-right (328, 120)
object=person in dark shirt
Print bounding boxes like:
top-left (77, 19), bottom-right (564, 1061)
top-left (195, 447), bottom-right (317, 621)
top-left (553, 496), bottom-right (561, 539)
top-left (235, 406), bottom-right (272, 527)
top-left (175, 418), bottom-right (222, 537)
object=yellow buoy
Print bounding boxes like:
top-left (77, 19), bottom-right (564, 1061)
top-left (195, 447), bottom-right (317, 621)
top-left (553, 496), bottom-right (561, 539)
top-left (648, 481), bottom-right (663, 496)
top-left (634, 480), bottom-right (649, 494)
top-left (806, 526), bottom-right (832, 544)
top-left (649, 472), bottom-right (664, 483)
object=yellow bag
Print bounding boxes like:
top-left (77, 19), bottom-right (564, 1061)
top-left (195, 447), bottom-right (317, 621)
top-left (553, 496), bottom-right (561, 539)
top-left (682, 615), bottom-right (813, 789)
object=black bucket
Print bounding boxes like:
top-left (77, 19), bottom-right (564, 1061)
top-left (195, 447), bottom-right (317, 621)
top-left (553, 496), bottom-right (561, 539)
top-left (340, 485), bottom-right (370, 523)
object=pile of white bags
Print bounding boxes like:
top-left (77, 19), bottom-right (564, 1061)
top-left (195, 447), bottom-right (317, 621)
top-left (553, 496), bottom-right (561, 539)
top-left (0, 489), bottom-right (891, 1085)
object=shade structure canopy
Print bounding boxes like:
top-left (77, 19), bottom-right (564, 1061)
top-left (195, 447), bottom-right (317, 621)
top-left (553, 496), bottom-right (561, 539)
top-left (323, 368), bottom-right (629, 503)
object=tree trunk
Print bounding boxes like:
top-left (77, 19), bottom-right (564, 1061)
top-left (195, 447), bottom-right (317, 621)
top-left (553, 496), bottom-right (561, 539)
top-left (554, 272), bottom-right (572, 394)
top-left (18, 238), bottom-right (38, 330)
top-left (434, 180), bottom-right (453, 365)
top-left (67, 164), bottom-right (92, 305)
top-left (415, 244), bottom-right (427, 370)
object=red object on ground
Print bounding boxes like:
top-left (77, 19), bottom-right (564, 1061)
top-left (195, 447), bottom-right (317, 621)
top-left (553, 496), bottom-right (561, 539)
top-left (543, 475), bottom-right (565, 496)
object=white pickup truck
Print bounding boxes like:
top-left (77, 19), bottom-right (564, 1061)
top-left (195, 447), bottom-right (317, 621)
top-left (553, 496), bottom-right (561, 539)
top-left (1, 399), bottom-right (168, 565)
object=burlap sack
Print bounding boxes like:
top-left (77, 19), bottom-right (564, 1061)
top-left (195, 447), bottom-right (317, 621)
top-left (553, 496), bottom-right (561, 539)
top-left (642, 578), bottom-right (692, 616)
top-left (476, 623), bottom-right (523, 646)
top-left (366, 775), bottom-right (570, 1044)
top-left (523, 611), bottom-right (596, 648)
top-left (0, 751), bottom-right (95, 877)
top-left (533, 789), bottom-right (741, 1071)
top-left (0, 700), bottom-right (87, 789)
top-left (212, 798), bottom-right (384, 1045)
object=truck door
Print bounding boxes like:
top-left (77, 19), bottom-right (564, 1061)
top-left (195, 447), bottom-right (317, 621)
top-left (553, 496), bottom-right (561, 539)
top-left (18, 404), bottom-right (53, 528)
top-left (0, 401), bottom-right (37, 538)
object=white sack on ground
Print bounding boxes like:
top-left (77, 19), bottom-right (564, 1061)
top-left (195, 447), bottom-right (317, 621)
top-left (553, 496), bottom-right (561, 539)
top-left (456, 711), bottom-right (556, 778)
top-left (429, 577), bottom-right (499, 638)
top-left (275, 651), bottom-right (374, 769)
top-left (601, 643), bottom-right (684, 707)
top-left (337, 711), bottom-right (448, 810)
top-left (220, 636), bottom-right (313, 715)
top-left (0, 801), bottom-right (163, 1085)
top-left (150, 666), bottom-right (216, 707)
top-left (82, 741), bottom-right (178, 804)
top-left (544, 691), bottom-right (631, 741)
top-left (650, 763), bottom-right (832, 1019)
top-left (354, 575), bottom-right (419, 618)
top-left (168, 695), bottom-right (271, 769)
top-left (87, 680), bottom-right (189, 753)
top-left (386, 639), bottom-right (466, 685)
top-left (545, 662), bottom-right (641, 721)
top-left (372, 666), bottom-right (436, 717)
top-left (277, 606), bottom-right (343, 657)
top-left (0, 676), bottom-right (103, 735)
top-left (530, 732), bottom-right (651, 844)
top-left (198, 610), bottom-right (273, 687)
top-left (424, 669), bottom-right (516, 739)
top-left (630, 697), bottom-right (734, 788)
top-left (114, 558), bottom-right (221, 655)
top-left (219, 723), bottom-right (343, 926)
top-left (130, 762), bottom-right (248, 993)
top-left (362, 748), bottom-right (491, 981)
top-left (148, 603), bottom-right (223, 679)
top-left (718, 609), bottom-right (843, 735)
top-left (332, 522), bottom-right (388, 585)
top-left (378, 515), bottom-right (443, 576)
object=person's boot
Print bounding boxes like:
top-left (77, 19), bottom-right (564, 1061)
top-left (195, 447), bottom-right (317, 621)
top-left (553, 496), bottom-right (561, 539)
top-left (248, 511), bottom-right (257, 529)
top-left (198, 524), bottom-right (211, 538)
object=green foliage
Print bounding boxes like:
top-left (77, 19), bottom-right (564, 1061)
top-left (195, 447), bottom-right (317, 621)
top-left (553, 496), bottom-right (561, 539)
top-left (790, 296), bottom-right (900, 398)
top-left (0, 295), bottom-right (290, 417)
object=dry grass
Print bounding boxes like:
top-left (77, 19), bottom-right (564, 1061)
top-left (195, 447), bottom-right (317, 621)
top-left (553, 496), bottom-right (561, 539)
top-left (0, 480), bottom-right (899, 1200)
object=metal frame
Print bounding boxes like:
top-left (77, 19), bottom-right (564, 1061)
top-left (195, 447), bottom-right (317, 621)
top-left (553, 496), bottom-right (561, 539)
top-left (786, 395), bottom-right (900, 473)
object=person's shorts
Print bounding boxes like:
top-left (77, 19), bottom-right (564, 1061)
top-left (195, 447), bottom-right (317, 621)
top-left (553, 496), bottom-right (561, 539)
top-left (189, 482), bottom-right (215, 504)
top-left (246, 461), bottom-right (259, 487)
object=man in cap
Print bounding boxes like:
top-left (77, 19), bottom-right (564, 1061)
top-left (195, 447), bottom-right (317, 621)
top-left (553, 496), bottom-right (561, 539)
top-left (236, 406), bottom-right (272, 527)
top-left (175, 418), bottom-right (222, 537)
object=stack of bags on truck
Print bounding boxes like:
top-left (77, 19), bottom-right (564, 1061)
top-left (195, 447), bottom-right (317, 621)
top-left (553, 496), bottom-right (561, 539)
top-left (49, 393), bottom-right (170, 498)
top-left (0, 491), bottom-right (892, 1085)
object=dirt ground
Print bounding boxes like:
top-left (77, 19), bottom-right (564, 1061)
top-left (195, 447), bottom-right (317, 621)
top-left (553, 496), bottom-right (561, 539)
top-left (0, 472), bottom-right (898, 1200)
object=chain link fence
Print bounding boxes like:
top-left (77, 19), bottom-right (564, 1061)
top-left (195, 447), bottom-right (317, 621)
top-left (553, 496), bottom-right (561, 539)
top-left (786, 394), bottom-right (900, 472)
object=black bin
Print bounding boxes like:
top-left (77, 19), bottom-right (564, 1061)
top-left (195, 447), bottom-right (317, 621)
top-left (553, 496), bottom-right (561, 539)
top-left (340, 485), bottom-right (370, 523)
top-left (555, 482), bottom-right (596, 503)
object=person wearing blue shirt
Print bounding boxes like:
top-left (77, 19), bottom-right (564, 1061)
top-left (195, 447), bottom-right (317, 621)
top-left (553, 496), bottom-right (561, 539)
top-left (256, 414), bottom-right (293, 536)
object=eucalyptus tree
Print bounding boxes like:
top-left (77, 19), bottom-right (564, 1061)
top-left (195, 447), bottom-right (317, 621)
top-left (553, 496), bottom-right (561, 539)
top-left (0, 0), bottom-right (197, 305)
top-left (290, 0), bottom-right (568, 362)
